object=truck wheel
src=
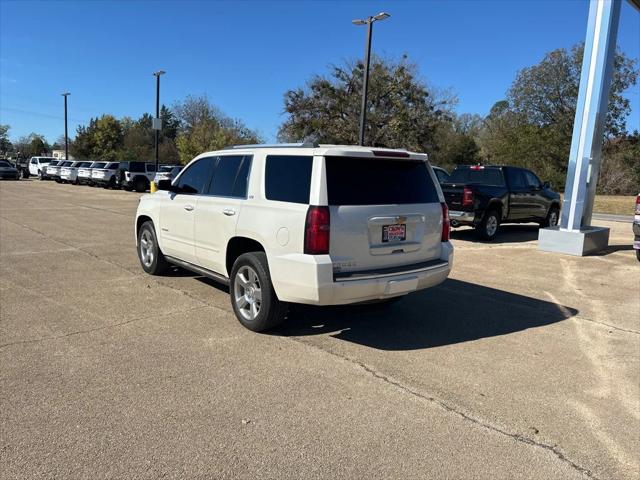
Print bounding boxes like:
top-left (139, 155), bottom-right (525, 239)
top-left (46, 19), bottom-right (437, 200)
top-left (476, 210), bottom-right (500, 241)
top-left (37, 170), bottom-right (43, 180)
top-left (137, 221), bottom-right (169, 275)
top-left (541, 206), bottom-right (560, 228)
top-left (134, 177), bottom-right (148, 192)
top-left (636, 250), bottom-right (640, 262)
top-left (230, 252), bottom-right (288, 332)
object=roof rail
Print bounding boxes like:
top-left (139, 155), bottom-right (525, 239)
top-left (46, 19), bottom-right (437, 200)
top-left (223, 142), bottom-right (318, 150)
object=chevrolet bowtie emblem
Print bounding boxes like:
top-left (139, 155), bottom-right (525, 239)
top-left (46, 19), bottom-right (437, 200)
top-left (396, 216), bottom-right (407, 223)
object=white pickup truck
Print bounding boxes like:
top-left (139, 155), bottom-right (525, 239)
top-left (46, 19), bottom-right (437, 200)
top-left (28, 157), bottom-right (54, 178)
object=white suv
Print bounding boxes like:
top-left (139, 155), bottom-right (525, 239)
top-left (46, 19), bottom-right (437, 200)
top-left (135, 144), bottom-right (453, 332)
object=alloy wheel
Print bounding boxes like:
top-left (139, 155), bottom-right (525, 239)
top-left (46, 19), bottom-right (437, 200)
top-left (234, 266), bottom-right (262, 321)
top-left (486, 215), bottom-right (498, 237)
top-left (140, 230), bottom-right (155, 267)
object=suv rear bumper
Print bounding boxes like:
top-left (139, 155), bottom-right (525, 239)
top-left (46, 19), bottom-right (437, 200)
top-left (271, 242), bottom-right (453, 305)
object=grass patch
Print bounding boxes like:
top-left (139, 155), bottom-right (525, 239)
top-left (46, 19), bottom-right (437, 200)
top-left (558, 195), bottom-right (636, 215)
top-left (593, 195), bottom-right (636, 215)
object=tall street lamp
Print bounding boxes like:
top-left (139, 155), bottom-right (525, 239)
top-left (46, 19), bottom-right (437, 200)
top-left (352, 12), bottom-right (390, 146)
top-left (61, 92), bottom-right (70, 160)
top-left (153, 70), bottom-right (165, 169)
top-left (151, 70), bottom-right (165, 193)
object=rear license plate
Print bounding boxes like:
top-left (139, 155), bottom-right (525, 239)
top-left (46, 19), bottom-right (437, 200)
top-left (382, 224), bottom-right (406, 242)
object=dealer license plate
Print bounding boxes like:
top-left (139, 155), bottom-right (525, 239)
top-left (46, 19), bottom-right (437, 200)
top-left (382, 224), bottom-right (406, 243)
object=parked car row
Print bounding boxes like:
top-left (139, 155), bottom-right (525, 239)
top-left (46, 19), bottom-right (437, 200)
top-left (36, 159), bottom-right (183, 192)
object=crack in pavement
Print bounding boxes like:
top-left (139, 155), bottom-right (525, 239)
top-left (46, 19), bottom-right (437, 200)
top-left (573, 315), bottom-right (640, 335)
top-left (289, 336), bottom-right (598, 480)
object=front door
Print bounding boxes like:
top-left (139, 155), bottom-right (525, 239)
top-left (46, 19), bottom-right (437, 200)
top-left (523, 170), bottom-right (548, 220)
top-left (158, 157), bottom-right (214, 264)
top-left (505, 168), bottom-right (531, 220)
top-left (194, 155), bottom-right (252, 275)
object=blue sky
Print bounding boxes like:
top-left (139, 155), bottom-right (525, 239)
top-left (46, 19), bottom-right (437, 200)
top-left (1, 0), bottom-right (638, 144)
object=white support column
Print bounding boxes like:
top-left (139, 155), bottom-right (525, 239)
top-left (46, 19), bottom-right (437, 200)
top-left (538, 0), bottom-right (621, 256)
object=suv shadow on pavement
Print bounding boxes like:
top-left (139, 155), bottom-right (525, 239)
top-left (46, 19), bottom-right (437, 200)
top-left (451, 225), bottom-right (541, 244)
top-left (275, 278), bottom-right (578, 350)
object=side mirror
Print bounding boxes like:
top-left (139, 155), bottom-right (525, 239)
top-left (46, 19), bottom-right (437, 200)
top-left (156, 179), bottom-right (173, 191)
top-left (542, 181), bottom-right (550, 189)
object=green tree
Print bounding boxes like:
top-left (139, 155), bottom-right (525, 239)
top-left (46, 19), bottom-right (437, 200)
top-left (433, 113), bottom-right (483, 170)
top-left (70, 120), bottom-right (97, 159)
top-left (0, 125), bottom-right (12, 155)
top-left (91, 115), bottom-right (122, 160)
top-left (278, 56), bottom-right (454, 152)
top-left (480, 44), bottom-right (638, 189)
top-left (174, 95), bottom-right (261, 163)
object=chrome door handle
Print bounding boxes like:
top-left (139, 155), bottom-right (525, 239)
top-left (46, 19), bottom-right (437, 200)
top-left (184, 204), bottom-right (194, 211)
top-left (223, 208), bottom-right (236, 216)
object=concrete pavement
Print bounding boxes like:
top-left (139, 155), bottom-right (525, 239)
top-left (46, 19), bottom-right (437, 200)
top-left (1, 180), bottom-right (638, 479)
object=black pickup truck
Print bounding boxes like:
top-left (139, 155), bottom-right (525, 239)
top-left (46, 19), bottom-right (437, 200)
top-left (441, 165), bottom-right (561, 240)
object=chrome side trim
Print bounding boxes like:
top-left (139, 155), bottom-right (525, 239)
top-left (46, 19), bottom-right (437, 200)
top-left (165, 256), bottom-right (230, 286)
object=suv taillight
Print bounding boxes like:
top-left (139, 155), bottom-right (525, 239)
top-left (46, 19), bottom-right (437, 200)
top-left (304, 206), bottom-right (330, 255)
top-left (441, 203), bottom-right (450, 242)
top-left (462, 187), bottom-right (474, 207)
top-left (635, 195), bottom-right (640, 216)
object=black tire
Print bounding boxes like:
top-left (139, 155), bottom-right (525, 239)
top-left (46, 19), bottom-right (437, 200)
top-left (107, 177), bottom-right (116, 189)
top-left (230, 252), bottom-right (288, 332)
top-left (541, 206), bottom-right (560, 228)
top-left (636, 249), bottom-right (640, 262)
top-left (134, 177), bottom-right (148, 193)
top-left (37, 170), bottom-right (43, 180)
top-left (476, 210), bottom-right (500, 241)
top-left (137, 221), bottom-right (169, 275)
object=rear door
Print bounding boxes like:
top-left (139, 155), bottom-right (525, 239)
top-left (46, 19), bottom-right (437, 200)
top-left (194, 155), bottom-right (252, 275)
top-left (324, 156), bottom-right (443, 275)
top-left (159, 157), bottom-right (213, 264)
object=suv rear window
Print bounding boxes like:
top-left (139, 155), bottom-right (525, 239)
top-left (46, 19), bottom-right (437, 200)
top-left (325, 157), bottom-right (440, 205)
top-left (265, 155), bottom-right (313, 204)
top-left (449, 167), bottom-right (505, 186)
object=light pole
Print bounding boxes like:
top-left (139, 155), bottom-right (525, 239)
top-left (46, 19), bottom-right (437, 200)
top-left (151, 71), bottom-right (165, 193)
top-left (61, 92), bottom-right (70, 160)
top-left (153, 70), bottom-right (165, 169)
top-left (352, 12), bottom-right (390, 146)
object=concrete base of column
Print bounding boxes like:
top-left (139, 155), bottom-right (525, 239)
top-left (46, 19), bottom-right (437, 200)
top-left (538, 226), bottom-right (610, 256)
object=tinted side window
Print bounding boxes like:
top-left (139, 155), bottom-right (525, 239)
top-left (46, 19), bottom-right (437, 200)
top-left (146, 164), bottom-right (156, 172)
top-left (524, 170), bottom-right (541, 189)
top-left (265, 155), bottom-right (313, 204)
top-left (207, 155), bottom-right (251, 198)
top-left (177, 158), bottom-right (214, 194)
top-left (506, 169), bottom-right (526, 189)
top-left (129, 162), bottom-right (145, 172)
